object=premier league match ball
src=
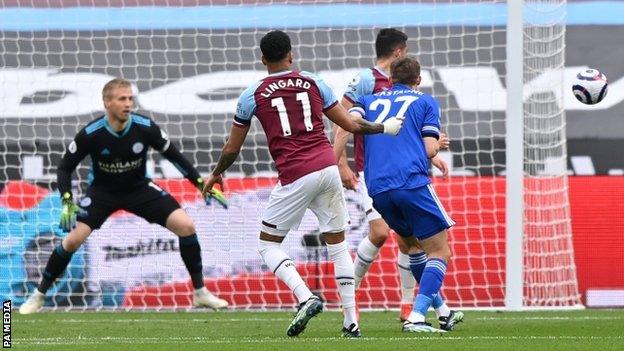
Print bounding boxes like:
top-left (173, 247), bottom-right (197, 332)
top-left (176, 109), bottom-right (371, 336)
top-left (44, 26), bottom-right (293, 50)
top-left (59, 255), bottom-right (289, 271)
top-left (572, 68), bottom-right (608, 105)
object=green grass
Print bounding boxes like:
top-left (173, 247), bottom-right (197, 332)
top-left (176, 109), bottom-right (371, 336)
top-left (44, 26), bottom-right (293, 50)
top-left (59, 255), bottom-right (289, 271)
top-left (12, 309), bottom-right (624, 351)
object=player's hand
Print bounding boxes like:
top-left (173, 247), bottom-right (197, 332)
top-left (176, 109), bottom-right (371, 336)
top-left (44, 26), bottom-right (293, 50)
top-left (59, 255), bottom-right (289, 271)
top-left (338, 162), bottom-right (359, 190)
top-left (382, 116), bottom-right (404, 135)
top-left (439, 133), bottom-right (450, 150)
top-left (431, 155), bottom-right (449, 180)
top-left (59, 192), bottom-right (86, 232)
top-left (201, 175), bottom-right (228, 209)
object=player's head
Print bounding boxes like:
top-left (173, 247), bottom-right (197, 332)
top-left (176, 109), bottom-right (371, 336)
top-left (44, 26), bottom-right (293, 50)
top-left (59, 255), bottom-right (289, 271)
top-left (375, 28), bottom-right (408, 60)
top-left (260, 30), bottom-right (293, 69)
top-left (102, 78), bottom-right (133, 122)
top-left (390, 56), bottom-right (421, 87)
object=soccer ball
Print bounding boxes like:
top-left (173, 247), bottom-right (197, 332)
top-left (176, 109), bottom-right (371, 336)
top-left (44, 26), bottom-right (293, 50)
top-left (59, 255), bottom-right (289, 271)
top-left (572, 69), bottom-right (608, 105)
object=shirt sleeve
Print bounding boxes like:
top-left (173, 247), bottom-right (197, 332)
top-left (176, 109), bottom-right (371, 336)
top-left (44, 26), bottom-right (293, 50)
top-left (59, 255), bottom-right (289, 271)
top-left (299, 71), bottom-right (338, 111)
top-left (57, 129), bottom-right (90, 196)
top-left (348, 96), bottom-right (367, 118)
top-left (149, 120), bottom-right (203, 188)
top-left (146, 119), bottom-right (171, 152)
top-left (234, 84), bottom-right (257, 127)
top-left (421, 96), bottom-right (441, 139)
top-left (343, 69), bottom-right (375, 104)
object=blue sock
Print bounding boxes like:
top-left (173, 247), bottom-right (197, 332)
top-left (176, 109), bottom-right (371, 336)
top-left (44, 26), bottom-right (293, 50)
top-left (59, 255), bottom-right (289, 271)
top-left (409, 253), bottom-right (446, 309)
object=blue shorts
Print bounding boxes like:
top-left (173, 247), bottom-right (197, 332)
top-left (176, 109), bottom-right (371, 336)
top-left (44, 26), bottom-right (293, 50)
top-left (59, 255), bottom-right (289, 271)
top-left (372, 184), bottom-right (455, 240)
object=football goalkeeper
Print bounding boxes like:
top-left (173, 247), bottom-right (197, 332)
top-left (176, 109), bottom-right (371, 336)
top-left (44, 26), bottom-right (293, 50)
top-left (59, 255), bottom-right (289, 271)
top-left (19, 78), bottom-right (228, 314)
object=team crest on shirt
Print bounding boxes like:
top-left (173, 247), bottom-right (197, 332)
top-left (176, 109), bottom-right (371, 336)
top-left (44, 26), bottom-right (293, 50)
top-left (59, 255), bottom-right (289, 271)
top-left (68, 141), bottom-right (77, 154)
top-left (80, 197), bottom-right (91, 207)
top-left (348, 74), bottom-right (361, 91)
top-left (132, 142), bottom-right (144, 154)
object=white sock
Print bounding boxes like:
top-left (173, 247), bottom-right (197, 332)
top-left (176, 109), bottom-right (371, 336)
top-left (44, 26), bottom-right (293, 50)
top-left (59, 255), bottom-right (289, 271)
top-left (326, 240), bottom-right (357, 328)
top-left (407, 311), bottom-right (426, 323)
top-left (353, 236), bottom-right (380, 288)
top-left (435, 302), bottom-right (451, 318)
top-left (397, 251), bottom-right (415, 304)
top-left (258, 240), bottom-right (312, 304)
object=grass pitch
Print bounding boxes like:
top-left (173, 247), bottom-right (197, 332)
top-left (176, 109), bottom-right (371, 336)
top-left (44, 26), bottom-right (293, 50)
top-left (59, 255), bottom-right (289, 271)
top-left (13, 309), bottom-right (624, 351)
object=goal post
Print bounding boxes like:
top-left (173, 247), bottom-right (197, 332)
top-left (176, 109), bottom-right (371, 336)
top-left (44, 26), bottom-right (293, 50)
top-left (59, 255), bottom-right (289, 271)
top-left (0, 0), bottom-right (581, 311)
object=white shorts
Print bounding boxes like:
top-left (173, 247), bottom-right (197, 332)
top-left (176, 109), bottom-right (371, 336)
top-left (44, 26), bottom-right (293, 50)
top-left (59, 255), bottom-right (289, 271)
top-left (261, 165), bottom-right (350, 236)
top-left (357, 171), bottom-right (382, 222)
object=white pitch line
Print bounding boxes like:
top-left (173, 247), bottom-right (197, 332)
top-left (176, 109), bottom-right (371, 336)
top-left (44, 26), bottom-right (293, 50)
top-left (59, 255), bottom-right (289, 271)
top-left (16, 317), bottom-right (292, 323)
top-left (474, 316), bottom-right (624, 321)
top-left (15, 335), bottom-right (624, 346)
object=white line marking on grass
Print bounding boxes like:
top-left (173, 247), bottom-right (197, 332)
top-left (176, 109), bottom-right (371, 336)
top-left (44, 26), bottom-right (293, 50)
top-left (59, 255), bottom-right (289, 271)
top-left (475, 316), bottom-right (624, 321)
top-left (15, 335), bottom-right (624, 346)
top-left (17, 317), bottom-right (292, 323)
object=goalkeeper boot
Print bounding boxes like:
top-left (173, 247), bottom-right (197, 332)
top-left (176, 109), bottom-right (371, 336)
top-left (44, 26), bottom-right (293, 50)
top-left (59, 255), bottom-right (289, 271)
top-left (402, 321), bottom-right (447, 333)
top-left (342, 323), bottom-right (362, 338)
top-left (400, 303), bottom-right (412, 322)
top-left (192, 287), bottom-right (229, 310)
top-left (19, 290), bottom-right (45, 315)
top-left (439, 310), bottom-right (464, 331)
top-left (287, 295), bottom-right (323, 337)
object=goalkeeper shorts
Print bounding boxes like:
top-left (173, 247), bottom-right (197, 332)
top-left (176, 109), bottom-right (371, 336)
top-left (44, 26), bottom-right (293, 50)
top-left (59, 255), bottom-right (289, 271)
top-left (76, 181), bottom-right (180, 229)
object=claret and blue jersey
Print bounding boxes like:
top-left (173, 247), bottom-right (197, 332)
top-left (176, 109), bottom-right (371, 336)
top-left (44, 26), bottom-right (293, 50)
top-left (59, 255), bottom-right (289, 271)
top-left (350, 83), bottom-right (441, 197)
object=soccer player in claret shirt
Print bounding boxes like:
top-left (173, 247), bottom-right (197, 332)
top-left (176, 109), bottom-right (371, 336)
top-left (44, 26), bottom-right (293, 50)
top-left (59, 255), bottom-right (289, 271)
top-left (349, 57), bottom-right (463, 332)
top-left (202, 30), bottom-right (403, 338)
top-left (333, 28), bottom-right (451, 321)
top-left (19, 78), bottom-right (228, 314)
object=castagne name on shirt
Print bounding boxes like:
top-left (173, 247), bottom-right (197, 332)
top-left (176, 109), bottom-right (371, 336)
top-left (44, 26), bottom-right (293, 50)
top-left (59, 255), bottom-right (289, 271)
top-left (260, 78), bottom-right (311, 98)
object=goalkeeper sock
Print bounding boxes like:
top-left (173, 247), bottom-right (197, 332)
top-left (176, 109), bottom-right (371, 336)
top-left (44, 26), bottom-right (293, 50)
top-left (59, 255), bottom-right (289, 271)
top-left (179, 234), bottom-right (204, 289)
top-left (409, 252), bottom-right (449, 317)
top-left (38, 244), bottom-right (74, 294)
top-left (258, 240), bottom-right (312, 304)
top-left (353, 236), bottom-right (379, 288)
top-left (326, 240), bottom-right (357, 328)
top-left (397, 251), bottom-right (415, 304)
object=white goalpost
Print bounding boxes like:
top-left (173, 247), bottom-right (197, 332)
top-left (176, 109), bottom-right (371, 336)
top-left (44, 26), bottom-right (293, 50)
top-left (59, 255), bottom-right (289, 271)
top-left (0, 0), bottom-right (581, 311)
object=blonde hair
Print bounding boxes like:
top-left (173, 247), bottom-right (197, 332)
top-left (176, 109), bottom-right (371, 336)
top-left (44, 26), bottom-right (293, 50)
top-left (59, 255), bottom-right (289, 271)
top-left (102, 78), bottom-right (132, 100)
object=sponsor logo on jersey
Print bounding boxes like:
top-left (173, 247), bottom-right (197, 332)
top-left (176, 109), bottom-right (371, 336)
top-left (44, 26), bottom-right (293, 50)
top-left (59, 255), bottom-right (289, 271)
top-left (97, 159), bottom-right (143, 173)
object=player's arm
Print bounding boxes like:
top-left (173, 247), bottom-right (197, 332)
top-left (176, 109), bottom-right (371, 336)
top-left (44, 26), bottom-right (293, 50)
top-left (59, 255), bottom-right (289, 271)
top-left (333, 97), bottom-right (358, 189)
top-left (203, 123), bottom-right (250, 196)
top-left (147, 122), bottom-right (201, 187)
top-left (202, 85), bottom-right (253, 198)
top-left (325, 103), bottom-right (402, 135)
top-left (421, 96), bottom-right (443, 159)
top-left (57, 130), bottom-right (89, 231)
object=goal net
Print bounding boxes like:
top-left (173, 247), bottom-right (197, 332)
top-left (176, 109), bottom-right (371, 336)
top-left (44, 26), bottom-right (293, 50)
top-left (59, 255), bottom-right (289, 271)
top-left (0, 0), bottom-right (580, 310)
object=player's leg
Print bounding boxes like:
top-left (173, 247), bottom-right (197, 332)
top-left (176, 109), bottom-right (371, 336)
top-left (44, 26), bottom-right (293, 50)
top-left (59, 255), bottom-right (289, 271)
top-left (352, 173), bottom-right (388, 288)
top-left (406, 246), bottom-right (460, 329)
top-left (126, 181), bottom-right (227, 309)
top-left (164, 209), bottom-right (228, 309)
top-left (258, 172), bottom-right (322, 337)
top-left (399, 185), bottom-right (457, 332)
top-left (20, 188), bottom-right (111, 314)
top-left (396, 234), bottom-right (417, 322)
top-left (311, 166), bottom-right (359, 337)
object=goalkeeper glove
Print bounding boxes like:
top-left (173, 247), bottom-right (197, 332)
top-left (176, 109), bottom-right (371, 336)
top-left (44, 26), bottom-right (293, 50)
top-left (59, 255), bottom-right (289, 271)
top-left (59, 192), bottom-right (86, 232)
top-left (196, 178), bottom-right (228, 209)
top-left (382, 116), bottom-right (404, 135)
